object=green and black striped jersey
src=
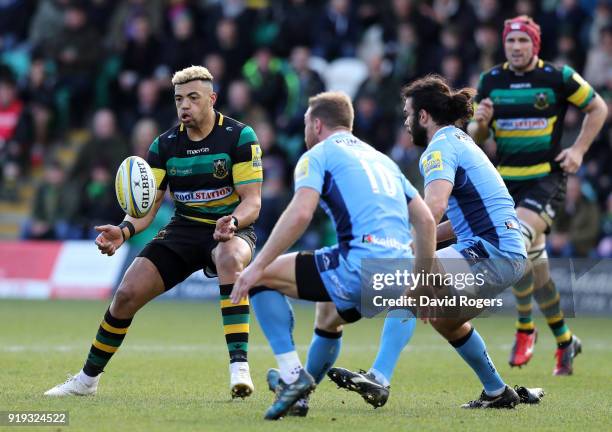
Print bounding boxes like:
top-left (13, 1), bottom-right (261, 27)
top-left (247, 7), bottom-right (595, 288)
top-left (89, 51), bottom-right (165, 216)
top-left (146, 111), bottom-right (263, 224)
top-left (476, 60), bottom-right (595, 181)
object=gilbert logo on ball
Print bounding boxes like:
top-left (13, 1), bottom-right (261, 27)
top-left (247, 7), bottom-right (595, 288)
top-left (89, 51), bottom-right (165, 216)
top-left (115, 156), bottom-right (156, 218)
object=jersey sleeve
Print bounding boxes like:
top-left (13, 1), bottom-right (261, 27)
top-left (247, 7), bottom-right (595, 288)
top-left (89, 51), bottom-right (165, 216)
top-left (419, 140), bottom-right (458, 187)
top-left (561, 65), bottom-right (595, 110)
top-left (294, 145), bottom-right (325, 193)
top-left (232, 126), bottom-right (263, 186)
top-left (147, 136), bottom-right (168, 190)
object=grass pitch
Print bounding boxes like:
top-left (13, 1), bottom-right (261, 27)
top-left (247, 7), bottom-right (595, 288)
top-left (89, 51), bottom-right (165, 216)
top-left (1, 300), bottom-right (611, 432)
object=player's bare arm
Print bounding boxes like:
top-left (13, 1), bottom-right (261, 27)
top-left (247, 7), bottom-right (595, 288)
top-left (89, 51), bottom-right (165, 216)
top-left (423, 179), bottom-right (453, 224)
top-left (555, 94), bottom-right (608, 174)
top-left (214, 182), bottom-right (262, 242)
top-left (467, 98), bottom-right (494, 144)
top-left (231, 187), bottom-right (319, 303)
top-left (407, 194), bottom-right (436, 275)
top-left (436, 220), bottom-right (456, 243)
top-left (94, 189), bottom-right (165, 256)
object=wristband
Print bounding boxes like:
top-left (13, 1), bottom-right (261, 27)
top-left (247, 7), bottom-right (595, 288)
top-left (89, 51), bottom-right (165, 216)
top-left (119, 220), bottom-right (136, 241)
top-left (231, 216), bottom-right (239, 230)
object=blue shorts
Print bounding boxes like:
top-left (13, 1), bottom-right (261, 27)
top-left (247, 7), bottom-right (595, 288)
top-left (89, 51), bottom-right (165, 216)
top-left (313, 245), bottom-right (364, 317)
top-left (437, 237), bottom-right (527, 297)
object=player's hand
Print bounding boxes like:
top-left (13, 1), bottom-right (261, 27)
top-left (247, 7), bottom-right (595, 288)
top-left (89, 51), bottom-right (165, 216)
top-left (474, 98), bottom-right (494, 126)
top-left (213, 215), bottom-right (237, 242)
top-left (94, 225), bottom-right (123, 256)
top-left (555, 146), bottom-right (584, 174)
top-left (231, 263), bottom-right (264, 304)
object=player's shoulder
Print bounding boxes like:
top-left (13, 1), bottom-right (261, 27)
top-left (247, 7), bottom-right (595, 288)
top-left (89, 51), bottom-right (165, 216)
top-left (218, 112), bottom-right (258, 147)
top-left (153, 123), bottom-right (181, 151)
top-left (481, 63), bottom-right (507, 80)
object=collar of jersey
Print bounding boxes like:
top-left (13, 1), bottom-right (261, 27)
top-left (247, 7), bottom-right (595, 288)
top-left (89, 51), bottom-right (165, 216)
top-left (431, 125), bottom-right (455, 141)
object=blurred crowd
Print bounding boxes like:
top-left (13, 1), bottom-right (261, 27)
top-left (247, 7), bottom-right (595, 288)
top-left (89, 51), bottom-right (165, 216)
top-left (0, 0), bottom-right (610, 257)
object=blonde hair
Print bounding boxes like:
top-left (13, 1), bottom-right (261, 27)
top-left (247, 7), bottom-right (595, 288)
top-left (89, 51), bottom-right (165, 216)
top-left (171, 66), bottom-right (213, 85)
top-left (308, 91), bottom-right (354, 130)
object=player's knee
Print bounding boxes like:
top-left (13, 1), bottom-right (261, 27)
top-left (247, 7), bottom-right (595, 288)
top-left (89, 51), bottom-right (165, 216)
top-left (113, 278), bottom-right (147, 313)
top-left (113, 286), bottom-right (137, 311)
top-left (215, 251), bottom-right (244, 275)
top-left (520, 220), bottom-right (536, 252)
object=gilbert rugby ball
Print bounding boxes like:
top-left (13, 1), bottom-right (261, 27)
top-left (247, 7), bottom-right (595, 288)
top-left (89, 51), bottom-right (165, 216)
top-left (115, 156), bottom-right (156, 218)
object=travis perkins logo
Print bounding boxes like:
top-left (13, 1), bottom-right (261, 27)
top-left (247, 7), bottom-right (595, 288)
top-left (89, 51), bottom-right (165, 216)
top-left (136, 160), bottom-right (151, 209)
top-left (213, 158), bottom-right (229, 179)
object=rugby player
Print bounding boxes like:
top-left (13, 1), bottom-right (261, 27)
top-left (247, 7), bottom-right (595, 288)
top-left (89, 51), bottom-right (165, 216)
top-left (230, 91), bottom-right (437, 419)
top-left (329, 75), bottom-right (544, 409)
top-left (44, 66), bottom-right (263, 398)
top-left (468, 16), bottom-right (607, 374)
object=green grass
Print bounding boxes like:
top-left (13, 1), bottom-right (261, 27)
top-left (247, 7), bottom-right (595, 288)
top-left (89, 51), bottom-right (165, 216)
top-left (1, 300), bottom-right (611, 432)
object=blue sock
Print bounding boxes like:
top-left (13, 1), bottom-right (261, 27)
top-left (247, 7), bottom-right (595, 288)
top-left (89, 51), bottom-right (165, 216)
top-left (450, 327), bottom-right (506, 396)
top-left (306, 328), bottom-right (342, 384)
top-left (370, 308), bottom-right (416, 386)
top-left (250, 287), bottom-right (295, 355)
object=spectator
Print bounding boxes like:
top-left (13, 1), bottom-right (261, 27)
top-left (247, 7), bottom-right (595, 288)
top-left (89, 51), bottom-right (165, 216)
top-left (355, 54), bottom-right (399, 119)
top-left (20, 56), bottom-right (55, 161)
top-left (115, 13), bottom-right (162, 102)
top-left (275, 0), bottom-right (318, 57)
top-left (157, 8), bottom-right (204, 76)
top-left (549, 176), bottom-right (601, 257)
top-left (222, 79), bottom-right (268, 126)
top-left (44, 4), bottom-right (102, 127)
top-left (74, 162), bottom-right (125, 239)
top-left (21, 159), bottom-right (78, 240)
top-left (389, 126), bottom-right (424, 193)
top-left (106, 0), bottom-right (163, 52)
top-left (70, 109), bottom-right (129, 193)
top-left (242, 46), bottom-right (289, 122)
top-left (584, 24), bottom-right (612, 90)
top-left (254, 121), bottom-right (291, 244)
top-left (204, 52), bottom-right (229, 109)
top-left (597, 193), bottom-right (612, 257)
top-left (119, 78), bottom-right (175, 134)
top-left (313, 0), bottom-right (361, 60)
top-left (131, 118), bottom-right (160, 159)
top-left (0, 0), bottom-right (35, 51)
top-left (208, 18), bottom-right (251, 81)
top-left (283, 46), bottom-right (326, 133)
top-left (0, 69), bottom-right (33, 201)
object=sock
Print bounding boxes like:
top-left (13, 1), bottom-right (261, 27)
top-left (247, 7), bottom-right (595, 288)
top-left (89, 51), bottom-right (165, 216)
top-left (534, 279), bottom-right (572, 348)
top-left (219, 283), bottom-right (249, 363)
top-left (83, 308), bottom-right (133, 377)
top-left (305, 328), bottom-right (342, 384)
top-left (370, 308), bottom-right (416, 386)
top-left (450, 327), bottom-right (506, 397)
top-left (77, 370), bottom-right (96, 386)
top-left (512, 269), bottom-right (535, 333)
top-left (276, 351), bottom-right (303, 384)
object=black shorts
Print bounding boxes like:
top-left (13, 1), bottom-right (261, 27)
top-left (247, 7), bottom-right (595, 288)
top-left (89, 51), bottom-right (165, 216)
top-left (295, 251), bottom-right (362, 323)
top-left (505, 172), bottom-right (566, 232)
top-left (138, 216), bottom-right (256, 290)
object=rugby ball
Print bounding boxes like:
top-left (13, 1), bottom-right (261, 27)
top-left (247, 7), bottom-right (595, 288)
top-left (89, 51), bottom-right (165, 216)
top-left (115, 156), bottom-right (156, 218)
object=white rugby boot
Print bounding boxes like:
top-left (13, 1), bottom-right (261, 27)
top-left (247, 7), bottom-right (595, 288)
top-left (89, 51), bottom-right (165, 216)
top-left (230, 362), bottom-right (254, 399)
top-left (44, 372), bottom-right (99, 396)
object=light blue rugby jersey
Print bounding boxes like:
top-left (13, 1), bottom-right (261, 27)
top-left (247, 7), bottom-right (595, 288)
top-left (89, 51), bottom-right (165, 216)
top-left (294, 131), bottom-right (418, 260)
top-left (419, 126), bottom-right (526, 257)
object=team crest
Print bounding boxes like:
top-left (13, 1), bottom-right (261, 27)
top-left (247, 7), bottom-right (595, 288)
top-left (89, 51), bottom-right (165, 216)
top-left (213, 158), bottom-right (229, 179)
top-left (534, 92), bottom-right (549, 110)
